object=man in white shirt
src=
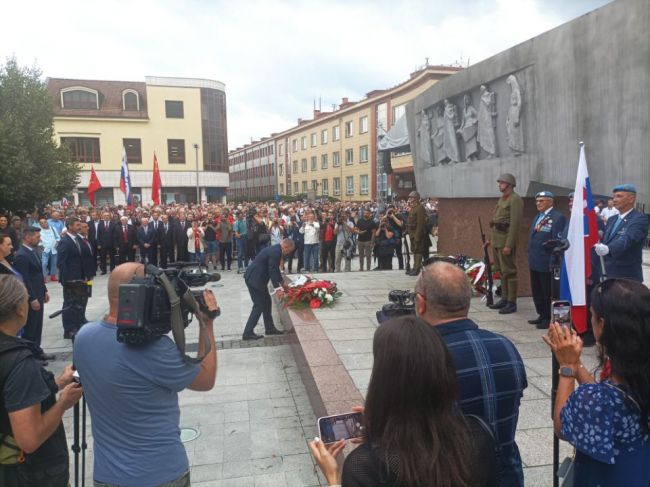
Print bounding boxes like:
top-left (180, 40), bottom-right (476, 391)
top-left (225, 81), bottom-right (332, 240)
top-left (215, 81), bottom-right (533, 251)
top-left (39, 217), bottom-right (60, 282)
top-left (599, 198), bottom-right (619, 223)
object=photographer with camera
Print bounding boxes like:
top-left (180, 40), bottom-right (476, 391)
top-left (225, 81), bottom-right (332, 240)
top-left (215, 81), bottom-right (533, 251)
top-left (0, 274), bottom-right (83, 487)
top-left (319, 212), bottom-right (336, 273)
top-left (374, 215), bottom-right (396, 270)
top-left (334, 212), bottom-right (354, 272)
top-left (73, 263), bottom-right (218, 487)
top-left (385, 205), bottom-right (405, 270)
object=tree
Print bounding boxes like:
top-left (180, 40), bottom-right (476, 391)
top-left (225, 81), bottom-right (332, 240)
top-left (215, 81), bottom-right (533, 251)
top-left (0, 57), bottom-right (79, 213)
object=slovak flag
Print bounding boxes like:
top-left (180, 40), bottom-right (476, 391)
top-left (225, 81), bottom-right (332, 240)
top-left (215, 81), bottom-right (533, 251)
top-left (119, 146), bottom-right (133, 206)
top-left (560, 144), bottom-right (599, 334)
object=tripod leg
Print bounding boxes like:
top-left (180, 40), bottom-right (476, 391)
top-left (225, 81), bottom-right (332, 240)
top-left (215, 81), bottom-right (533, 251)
top-left (82, 396), bottom-right (87, 487)
top-left (72, 402), bottom-right (80, 487)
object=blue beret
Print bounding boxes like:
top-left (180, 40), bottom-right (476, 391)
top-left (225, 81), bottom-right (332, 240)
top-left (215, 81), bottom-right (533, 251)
top-left (535, 191), bottom-right (554, 199)
top-left (612, 184), bottom-right (636, 194)
top-left (568, 192), bottom-right (574, 198)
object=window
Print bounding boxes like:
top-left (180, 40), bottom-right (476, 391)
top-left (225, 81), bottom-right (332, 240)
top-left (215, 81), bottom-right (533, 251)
top-left (301, 136), bottom-right (307, 150)
top-left (333, 126), bottom-right (340, 141)
top-left (333, 151), bottom-right (341, 167)
top-left (123, 138), bottom-right (142, 164)
top-left (346, 176), bottom-right (354, 195)
top-left (279, 143), bottom-right (284, 156)
top-left (279, 164), bottom-right (284, 176)
top-left (122, 90), bottom-right (139, 111)
top-left (61, 88), bottom-right (99, 109)
top-left (360, 174), bottom-right (369, 195)
top-left (301, 159), bottom-right (307, 172)
top-left (292, 139), bottom-right (298, 152)
top-left (165, 100), bottom-right (184, 118)
top-left (311, 133), bottom-right (317, 147)
top-left (321, 129), bottom-right (328, 144)
top-left (293, 160), bottom-right (298, 174)
top-left (321, 154), bottom-right (328, 169)
top-left (167, 139), bottom-right (186, 164)
top-left (392, 104), bottom-right (405, 123)
top-left (294, 182), bottom-right (299, 194)
top-left (311, 156), bottom-right (317, 171)
top-left (302, 181), bottom-right (308, 193)
top-left (377, 103), bottom-right (388, 132)
top-left (312, 179), bottom-right (318, 191)
top-left (345, 121), bottom-right (353, 137)
top-left (345, 149), bottom-right (354, 165)
top-left (359, 145), bottom-right (369, 163)
top-left (61, 137), bottom-right (101, 163)
top-left (359, 116), bottom-right (368, 134)
top-left (322, 178), bottom-right (329, 196)
top-left (279, 183), bottom-right (284, 195)
top-left (333, 177), bottom-right (341, 196)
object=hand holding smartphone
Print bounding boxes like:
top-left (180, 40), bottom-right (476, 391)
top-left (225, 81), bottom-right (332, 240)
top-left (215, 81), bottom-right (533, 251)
top-left (317, 412), bottom-right (364, 444)
top-left (551, 300), bottom-right (572, 328)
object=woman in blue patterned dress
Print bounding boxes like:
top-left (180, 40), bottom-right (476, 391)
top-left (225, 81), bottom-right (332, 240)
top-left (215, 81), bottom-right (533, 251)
top-left (543, 278), bottom-right (650, 486)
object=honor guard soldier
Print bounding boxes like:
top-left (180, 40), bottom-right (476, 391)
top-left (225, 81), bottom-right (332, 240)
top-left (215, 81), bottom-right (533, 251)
top-left (406, 191), bottom-right (427, 276)
top-left (488, 174), bottom-right (523, 314)
top-left (527, 191), bottom-right (566, 329)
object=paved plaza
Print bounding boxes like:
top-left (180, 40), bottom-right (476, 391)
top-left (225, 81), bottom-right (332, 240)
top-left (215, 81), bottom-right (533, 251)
top-left (41, 249), bottom-right (650, 486)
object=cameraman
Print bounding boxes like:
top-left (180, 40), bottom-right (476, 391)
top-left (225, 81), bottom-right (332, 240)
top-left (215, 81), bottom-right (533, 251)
top-left (385, 205), bottom-right (405, 270)
top-left (73, 263), bottom-right (218, 487)
top-left (374, 215), bottom-right (396, 270)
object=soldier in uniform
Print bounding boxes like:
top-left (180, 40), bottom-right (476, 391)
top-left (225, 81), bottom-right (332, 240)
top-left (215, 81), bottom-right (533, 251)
top-left (487, 174), bottom-right (523, 314)
top-left (406, 190), bottom-right (427, 276)
top-left (527, 191), bottom-right (566, 329)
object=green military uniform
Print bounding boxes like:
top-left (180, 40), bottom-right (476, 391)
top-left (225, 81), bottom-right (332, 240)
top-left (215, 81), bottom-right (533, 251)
top-left (407, 191), bottom-right (427, 274)
top-left (491, 187), bottom-right (523, 304)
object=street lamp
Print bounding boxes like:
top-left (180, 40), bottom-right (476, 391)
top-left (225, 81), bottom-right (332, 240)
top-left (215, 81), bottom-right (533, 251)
top-left (193, 143), bottom-right (200, 204)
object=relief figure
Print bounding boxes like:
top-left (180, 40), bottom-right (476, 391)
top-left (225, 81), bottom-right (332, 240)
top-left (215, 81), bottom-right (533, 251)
top-left (477, 84), bottom-right (498, 158)
top-left (506, 74), bottom-right (524, 154)
top-left (442, 99), bottom-right (461, 163)
top-left (416, 110), bottom-right (434, 166)
top-left (433, 104), bottom-right (448, 164)
top-left (457, 94), bottom-right (478, 161)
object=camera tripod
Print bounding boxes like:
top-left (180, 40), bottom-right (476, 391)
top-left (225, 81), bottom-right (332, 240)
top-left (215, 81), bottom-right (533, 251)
top-left (71, 396), bottom-right (88, 487)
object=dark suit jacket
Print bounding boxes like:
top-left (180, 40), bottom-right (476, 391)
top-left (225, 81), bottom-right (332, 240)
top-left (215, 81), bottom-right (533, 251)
top-left (13, 246), bottom-right (46, 301)
top-left (148, 220), bottom-right (162, 244)
top-left (88, 220), bottom-right (102, 249)
top-left (80, 237), bottom-right (96, 278)
top-left (136, 226), bottom-right (156, 246)
top-left (601, 209), bottom-right (649, 281)
top-left (527, 208), bottom-right (566, 272)
top-left (157, 223), bottom-right (174, 250)
top-left (97, 220), bottom-right (116, 248)
top-left (244, 244), bottom-right (283, 289)
top-left (113, 223), bottom-right (136, 249)
top-left (56, 233), bottom-right (86, 283)
top-left (173, 221), bottom-right (190, 248)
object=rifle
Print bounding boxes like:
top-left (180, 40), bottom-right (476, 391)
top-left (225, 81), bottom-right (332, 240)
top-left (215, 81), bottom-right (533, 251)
top-left (403, 230), bottom-right (412, 273)
top-left (478, 217), bottom-right (494, 306)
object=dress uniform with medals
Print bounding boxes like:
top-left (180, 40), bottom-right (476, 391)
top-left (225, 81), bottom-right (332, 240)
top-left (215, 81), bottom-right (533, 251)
top-left (527, 191), bottom-right (566, 329)
top-left (489, 173), bottom-right (523, 314)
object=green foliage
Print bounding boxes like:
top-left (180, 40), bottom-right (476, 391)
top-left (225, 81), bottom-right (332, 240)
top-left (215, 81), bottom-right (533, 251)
top-left (0, 57), bottom-right (79, 213)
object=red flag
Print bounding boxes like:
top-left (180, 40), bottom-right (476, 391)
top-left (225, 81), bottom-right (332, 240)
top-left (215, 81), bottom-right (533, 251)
top-left (87, 165), bottom-right (102, 207)
top-left (151, 152), bottom-right (162, 205)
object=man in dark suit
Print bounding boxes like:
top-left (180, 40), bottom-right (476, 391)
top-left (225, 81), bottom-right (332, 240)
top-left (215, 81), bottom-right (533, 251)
top-left (158, 214), bottom-right (175, 268)
top-left (79, 222), bottom-right (97, 323)
top-left (594, 184), bottom-right (649, 282)
top-left (88, 210), bottom-right (102, 270)
top-left (57, 217), bottom-right (92, 339)
top-left (136, 217), bottom-right (156, 264)
top-left (242, 239), bottom-right (295, 340)
top-left (147, 210), bottom-right (162, 266)
top-left (13, 227), bottom-right (50, 348)
top-left (114, 215), bottom-right (137, 264)
top-left (97, 211), bottom-right (116, 274)
top-left (174, 212), bottom-right (190, 262)
top-left (526, 191), bottom-right (566, 329)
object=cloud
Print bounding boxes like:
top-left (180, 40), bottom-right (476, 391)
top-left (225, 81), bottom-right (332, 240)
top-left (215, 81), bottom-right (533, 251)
top-left (1, 0), bottom-right (610, 149)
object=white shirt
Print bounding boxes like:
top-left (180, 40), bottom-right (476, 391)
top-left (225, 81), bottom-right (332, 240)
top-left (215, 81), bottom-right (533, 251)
top-left (39, 227), bottom-right (60, 254)
top-left (600, 207), bottom-right (619, 222)
top-left (299, 221), bottom-right (320, 244)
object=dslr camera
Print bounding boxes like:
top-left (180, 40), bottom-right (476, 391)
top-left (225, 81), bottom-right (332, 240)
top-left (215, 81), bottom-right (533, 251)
top-left (116, 262), bottom-right (221, 345)
top-left (376, 290), bottom-right (416, 324)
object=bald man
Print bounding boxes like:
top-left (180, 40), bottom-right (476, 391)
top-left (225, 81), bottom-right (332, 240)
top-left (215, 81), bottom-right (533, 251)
top-left (414, 262), bottom-right (527, 486)
top-left (73, 263), bottom-right (218, 487)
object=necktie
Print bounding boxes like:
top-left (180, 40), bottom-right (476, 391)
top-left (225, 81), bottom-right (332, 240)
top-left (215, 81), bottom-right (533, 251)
top-left (74, 236), bottom-right (82, 253)
top-left (607, 216), bottom-right (622, 240)
top-left (123, 226), bottom-right (128, 242)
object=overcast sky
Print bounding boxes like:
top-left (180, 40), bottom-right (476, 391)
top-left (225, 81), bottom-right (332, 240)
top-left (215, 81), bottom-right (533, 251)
top-left (1, 0), bottom-right (610, 149)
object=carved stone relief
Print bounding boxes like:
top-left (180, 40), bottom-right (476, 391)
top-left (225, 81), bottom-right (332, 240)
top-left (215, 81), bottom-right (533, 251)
top-left (506, 74), bottom-right (524, 154)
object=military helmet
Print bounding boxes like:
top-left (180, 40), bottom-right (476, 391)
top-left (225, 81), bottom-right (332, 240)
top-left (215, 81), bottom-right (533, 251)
top-left (408, 190), bottom-right (421, 199)
top-left (497, 173), bottom-right (517, 187)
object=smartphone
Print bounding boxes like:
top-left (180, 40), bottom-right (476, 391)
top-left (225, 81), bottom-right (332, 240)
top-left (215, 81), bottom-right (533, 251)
top-left (317, 412), bottom-right (364, 444)
top-left (551, 300), bottom-right (572, 328)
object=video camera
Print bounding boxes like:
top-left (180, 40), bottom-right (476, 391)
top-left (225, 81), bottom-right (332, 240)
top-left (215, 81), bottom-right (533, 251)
top-left (116, 262), bottom-right (220, 345)
top-left (376, 290), bottom-right (416, 324)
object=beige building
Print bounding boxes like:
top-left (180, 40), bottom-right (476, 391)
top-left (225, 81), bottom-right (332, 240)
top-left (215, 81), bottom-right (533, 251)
top-left (48, 76), bottom-right (229, 205)
top-left (228, 65), bottom-right (460, 201)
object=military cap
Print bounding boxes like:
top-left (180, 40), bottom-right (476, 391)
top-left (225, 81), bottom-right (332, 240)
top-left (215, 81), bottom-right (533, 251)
top-left (612, 184), bottom-right (636, 194)
top-left (497, 173), bottom-right (516, 186)
top-left (535, 191), bottom-right (554, 199)
top-left (408, 191), bottom-right (421, 198)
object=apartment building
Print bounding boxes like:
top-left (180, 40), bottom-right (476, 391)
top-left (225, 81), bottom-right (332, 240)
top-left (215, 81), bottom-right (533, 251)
top-left (228, 137), bottom-right (277, 200)
top-left (48, 76), bottom-right (229, 205)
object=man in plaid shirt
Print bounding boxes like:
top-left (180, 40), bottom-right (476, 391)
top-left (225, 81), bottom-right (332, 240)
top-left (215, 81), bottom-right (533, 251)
top-left (415, 261), bottom-right (527, 487)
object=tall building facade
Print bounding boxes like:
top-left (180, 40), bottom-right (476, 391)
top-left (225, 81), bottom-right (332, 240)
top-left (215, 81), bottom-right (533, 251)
top-left (227, 137), bottom-right (276, 200)
top-left (227, 65), bottom-right (459, 201)
top-left (48, 76), bottom-right (229, 205)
